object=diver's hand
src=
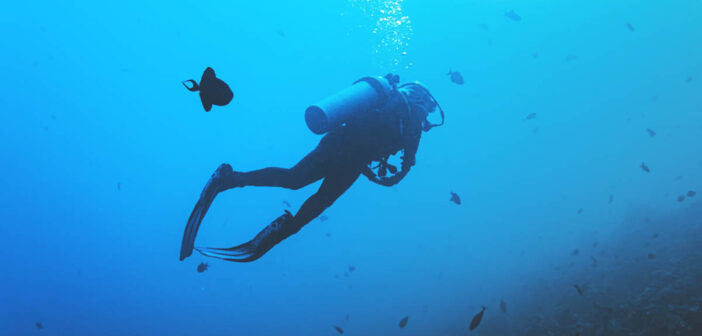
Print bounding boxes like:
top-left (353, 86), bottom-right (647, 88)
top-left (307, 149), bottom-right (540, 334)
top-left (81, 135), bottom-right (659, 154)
top-left (195, 211), bottom-right (294, 263)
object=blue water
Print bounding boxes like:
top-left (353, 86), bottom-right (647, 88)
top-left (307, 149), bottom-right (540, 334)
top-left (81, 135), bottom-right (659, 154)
top-left (1, 0), bottom-right (701, 335)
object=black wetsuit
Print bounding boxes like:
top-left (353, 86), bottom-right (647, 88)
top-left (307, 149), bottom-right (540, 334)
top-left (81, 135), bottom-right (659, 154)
top-left (234, 91), bottom-right (424, 233)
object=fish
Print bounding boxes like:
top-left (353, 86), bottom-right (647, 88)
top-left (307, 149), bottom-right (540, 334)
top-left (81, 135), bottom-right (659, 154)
top-left (524, 113), bottom-right (536, 120)
top-left (608, 194), bottom-right (614, 204)
top-left (446, 69), bottom-right (464, 85)
top-left (36, 322), bottom-right (43, 329)
top-left (349, 265), bottom-right (356, 273)
top-left (182, 67), bottom-right (233, 112)
top-left (499, 300), bottom-right (507, 313)
top-left (478, 23), bottom-right (489, 31)
top-left (196, 262), bottom-right (209, 273)
top-left (572, 249), bottom-right (580, 255)
top-left (652, 233), bottom-right (659, 239)
top-left (117, 182), bottom-right (121, 191)
top-left (577, 208), bottom-right (583, 215)
top-left (469, 306), bottom-right (486, 330)
top-left (686, 76), bottom-right (693, 83)
top-left (449, 191), bottom-right (462, 205)
top-left (333, 325), bottom-right (344, 334)
top-left (276, 29), bottom-right (286, 38)
top-left (574, 284), bottom-right (583, 296)
top-left (648, 253), bottom-right (656, 259)
top-left (531, 51), bottom-right (539, 58)
top-left (646, 128), bottom-right (656, 137)
top-left (319, 215), bottom-right (329, 221)
top-left (593, 241), bottom-right (599, 247)
top-left (625, 22), bottom-right (635, 31)
top-left (640, 162), bottom-right (650, 173)
top-left (687, 190), bottom-right (696, 197)
top-left (591, 256), bottom-right (598, 267)
top-left (398, 316), bottom-right (409, 328)
top-left (677, 195), bottom-right (686, 202)
top-left (565, 54), bottom-right (578, 62)
top-left (282, 200), bottom-right (291, 208)
top-left (505, 10), bottom-right (521, 21)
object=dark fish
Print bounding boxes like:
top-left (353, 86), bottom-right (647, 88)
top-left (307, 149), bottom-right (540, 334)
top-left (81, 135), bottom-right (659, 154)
top-left (349, 265), bottom-right (356, 273)
top-left (524, 113), bottom-right (536, 120)
top-left (687, 190), bottom-right (696, 197)
top-left (505, 10), bottom-right (521, 21)
top-left (686, 76), bottom-right (693, 83)
top-left (276, 29), bottom-right (286, 38)
top-left (608, 194), bottom-right (614, 204)
top-left (652, 233), bottom-right (659, 238)
top-left (325, 233), bottom-right (332, 238)
top-left (640, 162), bottom-right (650, 173)
top-left (282, 200), bottom-right (291, 207)
top-left (531, 52), bottom-right (539, 59)
top-left (319, 215), bottom-right (328, 221)
top-left (677, 195), bottom-right (686, 202)
top-left (446, 69), bottom-right (464, 85)
top-left (449, 191), bottom-right (461, 205)
top-left (346, 314), bottom-right (350, 321)
top-left (36, 322), bottom-right (43, 329)
top-left (478, 23), bottom-right (489, 31)
top-left (572, 249), bottom-right (579, 255)
top-left (196, 262), bottom-right (208, 273)
top-left (398, 316), bottom-right (409, 328)
top-left (625, 22), bottom-right (635, 31)
top-left (591, 256), bottom-right (598, 267)
top-left (648, 253), bottom-right (656, 259)
top-left (574, 284), bottom-right (583, 296)
top-left (499, 300), bottom-right (507, 313)
top-left (117, 182), bottom-right (121, 190)
top-left (183, 67), bottom-right (233, 112)
top-left (333, 325), bottom-right (344, 334)
top-left (646, 128), bottom-right (656, 137)
top-left (577, 208), bottom-right (583, 215)
top-left (565, 54), bottom-right (578, 62)
top-left (469, 306), bottom-right (486, 331)
top-left (592, 241), bottom-right (599, 247)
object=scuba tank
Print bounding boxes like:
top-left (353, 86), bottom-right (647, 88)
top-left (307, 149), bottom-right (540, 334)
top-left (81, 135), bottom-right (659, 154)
top-left (305, 76), bottom-right (394, 134)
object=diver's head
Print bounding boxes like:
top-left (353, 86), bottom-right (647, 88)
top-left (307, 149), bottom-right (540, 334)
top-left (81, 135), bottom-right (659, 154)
top-left (398, 82), bottom-right (444, 132)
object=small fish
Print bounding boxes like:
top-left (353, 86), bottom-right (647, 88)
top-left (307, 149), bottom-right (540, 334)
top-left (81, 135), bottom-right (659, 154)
top-left (36, 322), bottom-right (43, 329)
top-left (348, 265), bottom-right (356, 273)
top-left (333, 325), bottom-right (344, 334)
top-left (446, 69), bottom-right (464, 85)
top-left (469, 306), bottom-right (486, 331)
top-left (577, 208), bottom-right (583, 215)
top-left (565, 54), bottom-right (578, 62)
top-left (640, 162), bottom-right (650, 173)
top-left (646, 128), bottom-right (656, 137)
top-left (608, 194), bottom-right (614, 204)
top-left (593, 241), bottom-right (599, 247)
top-left (398, 316), bottom-right (409, 328)
top-left (282, 200), bottom-right (291, 208)
top-left (505, 10), bottom-right (521, 22)
top-left (276, 29), bottom-right (286, 38)
top-left (591, 256), bottom-right (598, 267)
top-left (117, 182), bottom-right (122, 191)
top-left (478, 23), bottom-right (489, 31)
top-left (572, 249), bottom-right (579, 255)
top-left (196, 262), bottom-right (208, 273)
top-left (652, 233), bottom-right (659, 239)
top-left (625, 22), bottom-right (635, 31)
top-left (524, 113), bottom-right (536, 120)
top-left (449, 191), bottom-right (461, 205)
top-left (677, 195), bottom-right (685, 202)
top-left (346, 314), bottom-right (350, 321)
top-left (648, 253), bottom-right (656, 259)
top-left (325, 233), bottom-right (332, 238)
top-left (531, 51), bottom-right (539, 59)
top-left (687, 190), bottom-right (696, 197)
top-left (574, 284), bottom-right (583, 296)
top-left (183, 67), bottom-right (233, 112)
top-left (499, 300), bottom-right (507, 313)
top-left (319, 215), bottom-right (329, 221)
top-left (686, 76), bottom-right (693, 83)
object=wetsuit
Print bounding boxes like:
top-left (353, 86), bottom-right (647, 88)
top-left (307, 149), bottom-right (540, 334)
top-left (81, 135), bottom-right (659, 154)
top-left (181, 89), bottom-right (426, 262)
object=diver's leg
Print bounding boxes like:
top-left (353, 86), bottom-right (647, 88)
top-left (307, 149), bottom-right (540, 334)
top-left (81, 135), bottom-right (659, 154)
top-left (196, 168), bottom-right (361, 262)
top-left (180, 144), bottom-right (331, 261)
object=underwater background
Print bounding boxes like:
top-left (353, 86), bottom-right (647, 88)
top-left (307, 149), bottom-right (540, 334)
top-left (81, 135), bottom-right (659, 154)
top-left (1, 0), bottom-right (701, 335)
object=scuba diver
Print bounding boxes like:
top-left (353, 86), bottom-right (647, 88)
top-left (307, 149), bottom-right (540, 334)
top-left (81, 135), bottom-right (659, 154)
top-left (180, 73), bottom-right (444, 262)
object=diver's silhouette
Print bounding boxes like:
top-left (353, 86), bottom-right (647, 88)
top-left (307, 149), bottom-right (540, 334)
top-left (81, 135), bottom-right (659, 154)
top-left (183, 67), bottom-right (233, 112)
top-left (180, 73), bottom-right (444, 262)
